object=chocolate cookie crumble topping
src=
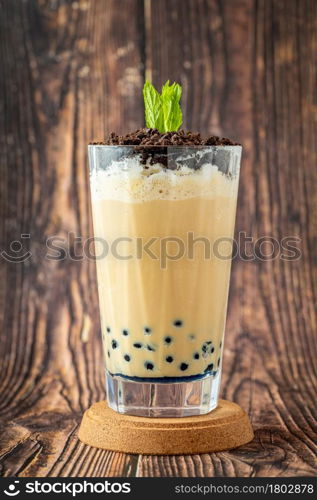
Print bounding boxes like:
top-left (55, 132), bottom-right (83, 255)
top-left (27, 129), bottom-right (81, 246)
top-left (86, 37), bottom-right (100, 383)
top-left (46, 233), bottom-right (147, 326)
top-left (90, 129), bottom-right (240, 167)
top-left (90, 128), bottom-right (240, 147)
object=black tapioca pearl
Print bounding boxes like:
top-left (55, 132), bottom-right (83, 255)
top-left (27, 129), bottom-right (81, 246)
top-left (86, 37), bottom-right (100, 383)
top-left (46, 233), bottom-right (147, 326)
top-left (107, 350), bottom-right (110, 358)
top-left (111, 340), bottom-right (118, 349)
top-left (145, 361), bottom-right (154, 371)
top-left (180, 362), bottom-right (189, 371)
top-left (106, 326), bottom-right (111, 333)
top-left (193, 352), bottom-right (200, 360)
top-left (173, 319), bottom-right (183, 327)
top-left (202, 341), bottom-right (213, 355)
top-left (217, 357), bottom-right (221, 367)
top-left (205, 363), bottom-right (214, 372)
top-left (122, 329), bottom-right (129, 336)
top-left (211, 347), bottom-right (215, 353)
top-left (133, 342), bottom-right (142, 349)
top-left (164, 336), bottom-right (172, 344)
top-left (166, 356), bottom-right (174, 363)
top-left (219, 341), bottom-right (222, 348)
top-left (124, 354), bottom-right (131, 362)
top-left (144, 326), bottom-right (152, 334)
top-left (147, 344), bottom-right (155, 352)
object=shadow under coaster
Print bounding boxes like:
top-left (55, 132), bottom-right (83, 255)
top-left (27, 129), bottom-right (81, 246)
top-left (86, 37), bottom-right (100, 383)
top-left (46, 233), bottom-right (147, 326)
top-left (78, 400), bottom-right (254, 455)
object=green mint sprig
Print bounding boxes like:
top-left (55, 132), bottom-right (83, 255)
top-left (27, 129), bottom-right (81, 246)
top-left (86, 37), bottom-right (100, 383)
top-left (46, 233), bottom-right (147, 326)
top-left (143, 80), bottom-right (182, 133)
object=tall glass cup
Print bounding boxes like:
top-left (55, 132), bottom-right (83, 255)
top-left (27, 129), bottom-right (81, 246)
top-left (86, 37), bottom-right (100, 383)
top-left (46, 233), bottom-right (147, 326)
top-left (88, 145), bottom-right (241, 417)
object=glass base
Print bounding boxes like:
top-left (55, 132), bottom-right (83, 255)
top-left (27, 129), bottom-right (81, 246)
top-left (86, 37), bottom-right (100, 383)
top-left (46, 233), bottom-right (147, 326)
top-left (106, 370), bottom-right (221, 417)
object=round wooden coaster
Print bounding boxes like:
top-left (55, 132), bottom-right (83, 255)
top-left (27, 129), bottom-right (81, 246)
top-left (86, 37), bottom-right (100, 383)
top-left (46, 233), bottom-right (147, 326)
top-left (78, 400), bottom-right (254, 455)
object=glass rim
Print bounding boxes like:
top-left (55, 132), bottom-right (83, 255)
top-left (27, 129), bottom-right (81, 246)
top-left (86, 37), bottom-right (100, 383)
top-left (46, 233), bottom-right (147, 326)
top-left (88, 144), bottom-right (242, 150)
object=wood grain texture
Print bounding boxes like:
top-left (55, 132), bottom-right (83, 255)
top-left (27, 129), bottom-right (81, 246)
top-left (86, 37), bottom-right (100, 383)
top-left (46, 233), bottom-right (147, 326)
top-left (0, 0), bottom-right (316, 477)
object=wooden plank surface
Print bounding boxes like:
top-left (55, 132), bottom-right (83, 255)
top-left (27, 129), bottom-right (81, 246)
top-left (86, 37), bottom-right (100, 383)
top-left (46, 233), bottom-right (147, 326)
top-left (0, 0), bottom-right (316, 477)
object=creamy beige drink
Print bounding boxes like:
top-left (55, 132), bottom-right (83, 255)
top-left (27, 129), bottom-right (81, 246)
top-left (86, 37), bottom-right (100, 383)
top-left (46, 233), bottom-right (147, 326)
top-left (89, 80), bottom-right (241, 416)
top-left (90, 149), bottom-right (240, 381)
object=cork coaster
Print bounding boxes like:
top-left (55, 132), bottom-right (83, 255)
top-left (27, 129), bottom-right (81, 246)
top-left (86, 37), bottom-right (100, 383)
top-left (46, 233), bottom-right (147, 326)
top-left (78, 400), bottom-right (254, 455)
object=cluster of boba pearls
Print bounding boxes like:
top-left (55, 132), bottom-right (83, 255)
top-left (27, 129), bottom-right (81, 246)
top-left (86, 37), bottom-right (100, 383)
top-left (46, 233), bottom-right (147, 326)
top-left (104, 319), bottom-right (222, 377)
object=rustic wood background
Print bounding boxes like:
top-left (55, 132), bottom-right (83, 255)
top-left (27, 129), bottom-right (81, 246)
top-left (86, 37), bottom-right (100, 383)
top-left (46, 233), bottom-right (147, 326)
top-left (0, 0), bottom-right (316, 477)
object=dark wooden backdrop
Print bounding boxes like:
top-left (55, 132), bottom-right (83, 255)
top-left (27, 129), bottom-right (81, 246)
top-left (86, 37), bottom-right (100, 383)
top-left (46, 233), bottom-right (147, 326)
top-left (0, 0), bottom-right (316, 477)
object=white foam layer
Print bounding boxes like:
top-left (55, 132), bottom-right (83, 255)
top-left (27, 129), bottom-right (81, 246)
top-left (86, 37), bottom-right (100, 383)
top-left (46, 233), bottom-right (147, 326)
top-left (90, 158), bottom-right (238, 202)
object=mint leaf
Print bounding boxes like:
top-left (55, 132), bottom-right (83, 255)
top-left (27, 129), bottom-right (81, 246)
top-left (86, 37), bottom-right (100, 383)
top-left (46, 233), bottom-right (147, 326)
top-left (161, 80), bottom-right (182, 132)
top-left (143, 80), bottom-right (164, 131)
top-left (143, 80), bottom-right (183, 133)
